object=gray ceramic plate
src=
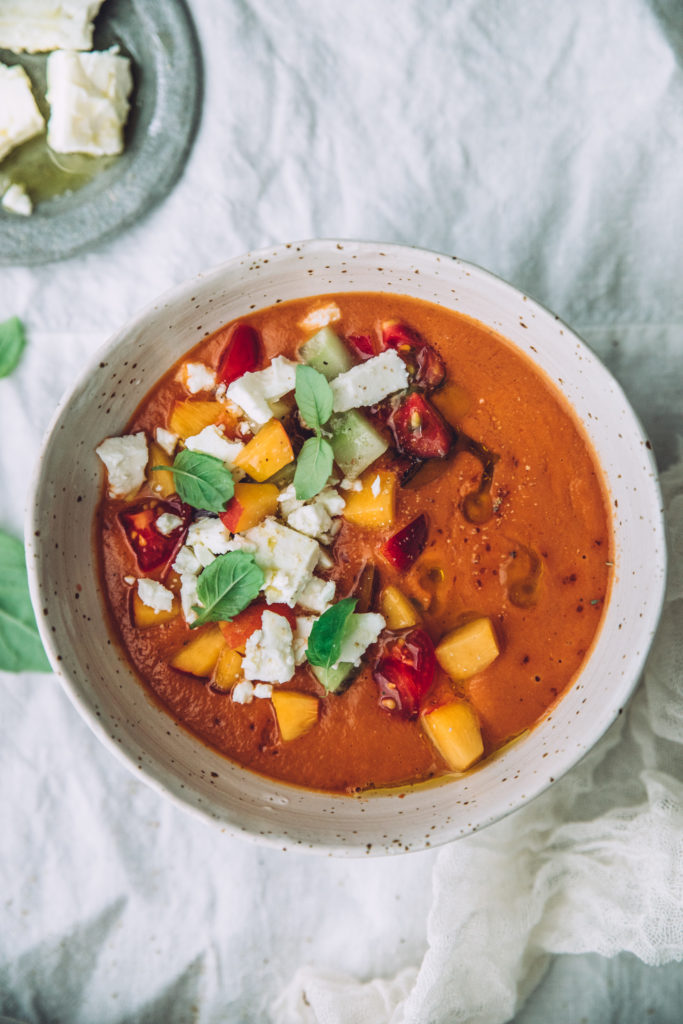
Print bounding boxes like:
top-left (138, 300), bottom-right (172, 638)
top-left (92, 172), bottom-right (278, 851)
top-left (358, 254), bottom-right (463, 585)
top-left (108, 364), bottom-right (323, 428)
top-left (0, 0), bottom-right (202, 265)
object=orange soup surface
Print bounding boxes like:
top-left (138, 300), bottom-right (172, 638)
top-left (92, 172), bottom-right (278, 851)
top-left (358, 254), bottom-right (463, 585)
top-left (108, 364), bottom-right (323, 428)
top-left (97, 293), bottom-right (612, 794)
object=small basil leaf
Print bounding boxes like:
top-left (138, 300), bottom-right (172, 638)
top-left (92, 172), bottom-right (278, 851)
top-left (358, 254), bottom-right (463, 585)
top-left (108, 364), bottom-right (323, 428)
top-left (295, 364), bottom-right (334, 433)
top-left (164, 450), bottom-right (234, 512)
top-left (0, 316), bottom-right (27, 379)
top-left (191, 551), bottom-right (264, 627)
top-left (0, 530), bottom-right (51, 673)
top-left (293, 435), bottom-right (334, 501)
top-left (306, 597), bottom-right (357, 670)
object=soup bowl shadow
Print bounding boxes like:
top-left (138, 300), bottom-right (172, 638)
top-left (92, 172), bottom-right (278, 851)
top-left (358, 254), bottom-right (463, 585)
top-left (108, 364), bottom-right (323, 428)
top-left (26, 240), bottom-right (666, 855)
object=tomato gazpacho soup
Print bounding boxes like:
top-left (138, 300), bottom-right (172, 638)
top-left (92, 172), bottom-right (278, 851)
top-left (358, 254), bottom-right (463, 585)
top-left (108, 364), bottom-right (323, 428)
top-left (96, 293), bottom-right (612, 794)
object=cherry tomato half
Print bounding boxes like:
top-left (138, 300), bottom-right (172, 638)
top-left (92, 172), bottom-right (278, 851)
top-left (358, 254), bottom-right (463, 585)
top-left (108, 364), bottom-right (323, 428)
top-left (217, 324), bottom-right (261, 386)
top-left (373, 627), bottom-right (437, 719)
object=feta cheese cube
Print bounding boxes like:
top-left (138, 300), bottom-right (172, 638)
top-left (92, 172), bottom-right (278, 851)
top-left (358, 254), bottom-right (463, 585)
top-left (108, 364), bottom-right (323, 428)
top-left (286, 503), bottom-right (332, 541)
top-left (184, 424), bottom-right (244, 466)
top-left (186, 517), bottom-right (231, 556)
top-left (95, 432), bottom-right (148, 498)
top-left (172, 544), bottom-right (201, 576)
top-left (226, 356), bottom-right (297, 424)
top-left (0, 1), bottom-right (104, 53)
top-left (179, 573), bottom-right (200, 625)
top-left (232, 680), bottom-right (255, 705)
top-left (183, 362), bottom-right (216, 394)
top-left (155, 513), bottom-right (183, 537)
top-left (330, 350), bottom-right (409, 413)
top-left (335, 613), bottom-right (385, 668)
top-left (155, 427), bottom-right (178, 456)
top-left (0, 63), bottom-right (45, 163)
top-left (299, 303), bottom-right (342, 332)
top-left (293, 616), bottom-right (316, 665)
top-left (137, 578), bottom-right (174, 615)
top-left (315, 488), bottom-right (346, 517)
top-left (123, 575), bottom-right (136, 586)
top-left (242, 517), bottom-right (320, 607)
top-left (253, 683), bottom-right (273, 699)
top-left (297, 576), bottom-right (336, 614)
top-left (242, 610), bottom-right (295, 684)
top-left (46, 47), bottom-right (132, 156)
top-left (1, 183), bottom-right (33, 216)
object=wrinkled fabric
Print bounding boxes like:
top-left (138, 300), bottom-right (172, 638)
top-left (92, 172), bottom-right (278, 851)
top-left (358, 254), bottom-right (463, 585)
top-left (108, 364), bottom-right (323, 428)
top-left (1, 1), bottom-right (682, 1022)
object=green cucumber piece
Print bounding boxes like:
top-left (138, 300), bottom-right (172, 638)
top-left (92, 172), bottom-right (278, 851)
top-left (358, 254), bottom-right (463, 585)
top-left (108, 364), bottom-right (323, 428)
top-left (310, 661), bottom-right (356, 694)
top-left (300, 327), bottom-right (354, 380)
top-left (329, 410), bottom-right (389, 479)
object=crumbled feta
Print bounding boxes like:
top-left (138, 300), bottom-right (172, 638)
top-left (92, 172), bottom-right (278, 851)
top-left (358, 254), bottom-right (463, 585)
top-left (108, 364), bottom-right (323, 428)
top-left (339, 478), bottom-right (363, 492)
top-left (0, 63), bottom-right (45, 163)
top-left (232, 680), bottom-right (255, 705)
top-left (281, 486), bottom-right (345, 544)
top-left (370, 474), bottom-right (381, 498)
top-left (172, 545), bottom-right (202, 576)
top-left (242, 610), bottom-right (295, 684)
top-left (226, 356), bottom-right (297, 424)
top-left (0, 1), bottom-right (104, 53)
top-left (299, 303), bottom-right (342, 331)
top-left (46, 47), bottom-right (132, 156)
top-left (137, 578), bottom-right (174, 614)
top-left (156, 513), bottom-right (183, 536)
top-left (95, 432), bottom-right (148, 498)
top-left (183, 362), bottom-right (216, 394)
top-left (293, 616), bottom-right (316, 665)
top-left (184, 424), bottom-right (244, 466)
top-left (317, 548), bottom-right (334, 571)
top-left (186, 517), bottom-right (231, 555)
top-left (277, 484), bottom-right (301, 517)
top-left (330, 350), bottom-right (409, 413)
top-left (297, 576), bottom-right (336, 614)
top-left (179, 573), bottom-right (200, 625)
top-left (242, 517), bottom-right (320, 607)
top-left (286, 503), bottom-right (332, 541)
top-left (253, 683), bottom-right (273, 699)
top-left (1, 183), bottom-right (33, 216)
top-left (315, 488), bottom-right (346, 517)
top-left (123, 575), bottom-right (136, 586)
top-left (334, 613), bottom-right (385, 668)
top-left (155, 427), bottom-right (178, 456)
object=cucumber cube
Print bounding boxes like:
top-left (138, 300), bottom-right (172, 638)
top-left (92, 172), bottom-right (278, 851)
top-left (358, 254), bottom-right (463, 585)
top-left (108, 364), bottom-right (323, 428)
top-left (300, 327), bottom-right (354, 380)
top-left (310, 661), bottom-right (355, 694)
top-left (329, 410), bottom-right (389, 479)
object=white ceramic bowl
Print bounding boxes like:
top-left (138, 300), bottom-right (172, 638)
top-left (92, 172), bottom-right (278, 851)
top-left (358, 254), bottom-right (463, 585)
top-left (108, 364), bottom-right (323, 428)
top-left (26, 240), bottom-right (667, 855)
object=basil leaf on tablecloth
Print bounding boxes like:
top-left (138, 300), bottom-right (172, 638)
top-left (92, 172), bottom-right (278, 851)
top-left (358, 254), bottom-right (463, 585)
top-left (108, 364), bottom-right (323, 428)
top-left (295, 363), bottom-right (333, 433)
top-left (0, 316), bottom-right (27, 379)
top-left (293, 435), bottom-right (334, 501)
top-left (158, 449), bottom-right (234, 512)
top-left (191, 551), bottom-right (264, 627)
top-left (0, 530), bottom-right (51, 673)
top-left (306, 597), bottom-right (357, 670)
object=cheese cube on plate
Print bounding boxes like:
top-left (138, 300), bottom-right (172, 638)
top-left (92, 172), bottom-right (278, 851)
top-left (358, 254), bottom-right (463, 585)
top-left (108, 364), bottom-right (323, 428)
top-left (0, 1), bottom-right (104, 53)
top-left (46, 47), bottom-right (132, 156)
top-left (330, 350), bottom-right (409, 413)
top-left (0, 63), bottom-right (45, 163)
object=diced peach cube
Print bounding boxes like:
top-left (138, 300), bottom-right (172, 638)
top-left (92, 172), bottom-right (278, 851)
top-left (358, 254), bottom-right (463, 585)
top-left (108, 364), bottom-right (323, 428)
top-left (379, 585), bottom-right (421, 630)
top-left (147, 441), bottom-right (176, 498)
top-left (132, 589), bottom-right (179, 628)
top-left (435, 617), bottom-right (499, 681)
top-left (171, 626), bottom-right (225, 677)
top-left (232, 418), bottom-right (294, 482)
top-left (271, 690), bottom-right (319, 741)
top-left (212, 646), bottom-right (243, 692)
top-left (169, 400), bottom-right (223, 440)
top-left (221, 482), bottom-right (279, 532)
top-left (342, 470), bottom-right (397, 529)
top-left (422, 699), bottom-right (484, 772)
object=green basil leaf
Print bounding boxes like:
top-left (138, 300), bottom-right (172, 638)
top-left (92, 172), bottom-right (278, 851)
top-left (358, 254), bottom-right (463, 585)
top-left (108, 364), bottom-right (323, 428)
top-left (0, 316), bottom-right (27, 379)
top-left (191, 551), bottom-right (264, 627)
top-left (306, 597), bottom-right (357, 670)
top-left (293, 435), bottom-right (334, 501)
top-left (0, 530), bottom-right (51, 673)
top-left (163, 449), bottom-right (234, 512)
top-left (295, 364), bottom-right (333, 433)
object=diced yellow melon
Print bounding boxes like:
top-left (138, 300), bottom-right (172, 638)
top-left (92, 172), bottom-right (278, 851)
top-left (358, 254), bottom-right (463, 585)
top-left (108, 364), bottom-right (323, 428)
top-left (221, 482), bottom-right (279, 532)
top-left (379, 585), bottom-right (421, 630)
top-left (171, 626), bottom-right (225, 677)
top-left (212, 646), bottom-right (243, 691)
top-left (435, 617), bottom-right (500, 681)
top-left (422, 699), bottom-right (484, 772)
top-left (132, 589), bottom-right (179, 628)
top-left (271, 690), bottom-right (319, 741)
top-left (232, 418), bottom-right (294, 482)
top-left (148, 442), bottom-right (176, 498)
top-left (169, 400), bottom-right (223, 440)
top-left (342, 470), bottom-right (397, 528)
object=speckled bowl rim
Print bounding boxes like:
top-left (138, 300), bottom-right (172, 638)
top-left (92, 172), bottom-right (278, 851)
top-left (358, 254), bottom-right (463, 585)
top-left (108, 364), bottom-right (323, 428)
top-left (26, 239), bottom-right (667, 855)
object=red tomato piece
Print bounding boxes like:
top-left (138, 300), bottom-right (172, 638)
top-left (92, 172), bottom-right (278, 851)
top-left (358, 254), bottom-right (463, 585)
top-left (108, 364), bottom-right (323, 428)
top-left (380, 320), bottom-right (446, 389)
top-left (119, 499), bottom-right (192, 572)
top-left (389, 392), bottom-right (452, 459)
top-left (217, 324), bottom-right (261, 386)
top-left (373, 627), bottom-right (437, 718)
top-left (346, 333), bottom-right (375, 360)
top-left (380, 513), bottom-right (429, 571)
top-left (219, 600), bottom-right (297, 649)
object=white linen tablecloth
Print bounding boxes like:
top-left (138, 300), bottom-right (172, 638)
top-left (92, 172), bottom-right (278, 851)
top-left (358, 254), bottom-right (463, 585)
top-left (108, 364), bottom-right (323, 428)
top-left (1, 1), bottom-right (682, 1021)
